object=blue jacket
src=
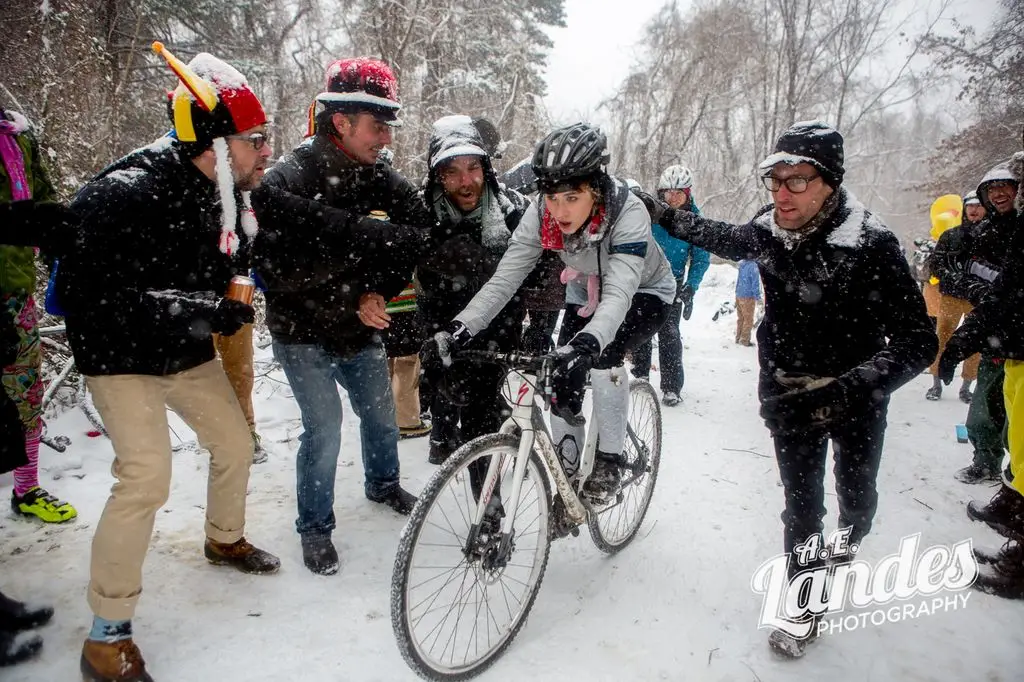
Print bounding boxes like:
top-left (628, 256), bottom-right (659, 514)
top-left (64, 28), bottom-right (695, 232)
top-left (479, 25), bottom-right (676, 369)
top-left (652, 205), bottom-right (710, 288)
top-left (736, 259), bottom-right (761, 299)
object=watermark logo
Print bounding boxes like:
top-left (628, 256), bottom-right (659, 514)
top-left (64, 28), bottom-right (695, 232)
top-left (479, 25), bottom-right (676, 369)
top-left (751, 529), bottom-right (979, 639)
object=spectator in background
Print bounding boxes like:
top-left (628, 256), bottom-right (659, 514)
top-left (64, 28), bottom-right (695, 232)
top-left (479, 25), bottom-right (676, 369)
top-left (735, 258), bottom-right (761, 346)
top-left (630, 165), bottom-right (710, 406)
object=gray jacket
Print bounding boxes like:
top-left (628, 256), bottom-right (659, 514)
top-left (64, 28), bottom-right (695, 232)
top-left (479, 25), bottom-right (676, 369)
top-left (457, 178), bottom-right (676, 351)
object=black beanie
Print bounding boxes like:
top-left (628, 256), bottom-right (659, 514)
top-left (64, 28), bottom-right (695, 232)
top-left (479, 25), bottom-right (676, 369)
top-left (759, 120), bottom-right (845, 189)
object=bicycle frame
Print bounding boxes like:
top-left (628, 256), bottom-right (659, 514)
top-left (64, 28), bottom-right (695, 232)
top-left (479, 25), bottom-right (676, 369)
top-left (472, 367), bottom-right (592, 549)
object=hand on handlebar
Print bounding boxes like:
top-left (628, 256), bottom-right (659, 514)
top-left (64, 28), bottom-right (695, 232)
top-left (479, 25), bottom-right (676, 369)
top-left (550, 332), bottom-right (601, 380)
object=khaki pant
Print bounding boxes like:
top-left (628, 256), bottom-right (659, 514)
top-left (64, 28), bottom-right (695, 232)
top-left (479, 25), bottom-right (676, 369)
top-left (86, 360), bottom-right (253, 620)
top-left (214, 323), bottom-right (255, 431)
top-left (922, 281), bottom-right (942, 319)
top-left (929, 295), bottom-right (981, 380)
top-left (735, 297), bottom-right (757, 344)
top-left (388, 355), bottom-right (421, 429)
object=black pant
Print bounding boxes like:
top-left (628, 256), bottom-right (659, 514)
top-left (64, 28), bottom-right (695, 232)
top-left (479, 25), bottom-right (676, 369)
top-left (523, 309), bottom-right (560, 355)
top-left (430, 363), bottom-right (508, 450)
top-left (772, 401), bottom-right (888, 577)
top-left (631, 278), bottom-right (685, 393)
top-left (554, 293), bottom-right (669, 415)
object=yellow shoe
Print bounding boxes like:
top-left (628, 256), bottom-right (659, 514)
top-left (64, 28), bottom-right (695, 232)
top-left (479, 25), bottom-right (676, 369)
top-left (11, 487), bottom-right (77, 523)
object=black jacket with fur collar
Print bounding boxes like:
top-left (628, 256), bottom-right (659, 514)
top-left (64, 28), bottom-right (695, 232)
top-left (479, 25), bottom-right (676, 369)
top-left (665, 187), bottom-right (937, 405)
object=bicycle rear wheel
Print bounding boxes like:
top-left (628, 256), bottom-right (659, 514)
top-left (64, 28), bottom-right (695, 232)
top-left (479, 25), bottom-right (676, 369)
top-left (392, 433), bottom-right (552, 681)
top-left (588, 379), bottom-right (662, 554)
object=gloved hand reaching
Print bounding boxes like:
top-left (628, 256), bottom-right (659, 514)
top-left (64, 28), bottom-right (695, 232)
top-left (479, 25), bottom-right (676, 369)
top-left (632, 190), bottom-right (670, 226)
top-left (145, 290), bottom-right (253, 337)
top-left (937, 333), bottom-right (972, 385)
top-left (420, 321), bottom-right (474, 401)
top-left (679, 283), bottom-right (695, 321)
top-left (211, 298), bottom-right (255, 336)
top-left (759, 371), bottom-right (853, 436)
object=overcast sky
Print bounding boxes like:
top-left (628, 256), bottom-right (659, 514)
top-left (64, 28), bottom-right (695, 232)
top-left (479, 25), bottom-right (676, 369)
top-left (541, 0), bottom-right (1001, 127)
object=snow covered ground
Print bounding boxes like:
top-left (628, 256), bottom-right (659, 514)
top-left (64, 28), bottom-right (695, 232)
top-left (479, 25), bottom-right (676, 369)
top-left (3, 263), bottom-right (1022, 681)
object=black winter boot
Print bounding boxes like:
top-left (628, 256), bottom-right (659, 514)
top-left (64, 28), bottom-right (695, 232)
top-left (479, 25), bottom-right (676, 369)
top-left (367, 485), bottom-right (417, 515)
top-left (301, 534), bottom-right (340, 576)
top-left (0, 630), bottom-right (42, 667)
top-left (0, 590), bottom-right (53, 632)
top-left (967, 486), bottom-right (1024, 539)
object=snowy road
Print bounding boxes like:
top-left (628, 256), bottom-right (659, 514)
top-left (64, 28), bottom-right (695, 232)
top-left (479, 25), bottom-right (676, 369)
top-left (3, 265), bottom-right (1021, 682)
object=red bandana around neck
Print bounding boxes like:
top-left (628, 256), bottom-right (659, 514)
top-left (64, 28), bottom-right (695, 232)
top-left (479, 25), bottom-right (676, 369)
top-left (540, 204), bottom-right (606, 250)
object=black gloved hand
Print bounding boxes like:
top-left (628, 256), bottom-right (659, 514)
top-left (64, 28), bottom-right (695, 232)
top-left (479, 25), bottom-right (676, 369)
top-left (937, 334), bottom-right (971, 386)
top-left (550, 332), bottom-right (601, 380)
top-left (210, 298), bottom-right (255, 336)
top-left (0, 310), bottom-right (19, 368)
top-left (633, 190), bottom-right (670, 226)
top-left (421, 320), bottom-right (472, 372)
top-left (759, 372), bottom-right (850, 436)
top-left (0, 200), bottom-right (79, 257)
top-left (679, 283), bottom-right (695, 321)
top-left (420, 320), bottom-right (473, 403)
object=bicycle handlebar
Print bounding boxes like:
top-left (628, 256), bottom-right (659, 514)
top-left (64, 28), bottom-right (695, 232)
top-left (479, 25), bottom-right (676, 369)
top-left (452, 349), bottom-right (585, 425)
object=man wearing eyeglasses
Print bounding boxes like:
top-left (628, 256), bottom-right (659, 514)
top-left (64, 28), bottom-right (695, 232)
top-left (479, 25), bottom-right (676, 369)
top-left (657, 120), bottom-right (936, 657)
top-left (54, 49), bottom-right (280, 679)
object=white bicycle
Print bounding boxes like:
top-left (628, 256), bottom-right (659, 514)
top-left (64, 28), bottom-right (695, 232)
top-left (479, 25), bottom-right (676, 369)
top-left (391, 349), bottom-right (662, 680)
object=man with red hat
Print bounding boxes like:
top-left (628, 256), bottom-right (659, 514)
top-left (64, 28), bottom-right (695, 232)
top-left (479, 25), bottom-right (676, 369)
top-left (55, 46), bottom-right (280, 681)
top-left (251, 57), bottom-right (433, 576)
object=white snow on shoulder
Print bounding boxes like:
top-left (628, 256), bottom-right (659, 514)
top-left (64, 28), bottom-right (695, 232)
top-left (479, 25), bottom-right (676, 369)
top-left (188, 53), bottom-right (249, 91)
top-left (827, 189), bottom-right (889, 248)
top-left (126, 135), bottom-right (176, 158)
top-left (104, 167), bottom-right (149, 187)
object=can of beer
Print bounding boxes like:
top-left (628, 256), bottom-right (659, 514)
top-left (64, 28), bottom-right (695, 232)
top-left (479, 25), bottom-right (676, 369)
top-left (368, 210), bottom-right (389, 221)
top-left (225, 275), bottom-right (256, 305)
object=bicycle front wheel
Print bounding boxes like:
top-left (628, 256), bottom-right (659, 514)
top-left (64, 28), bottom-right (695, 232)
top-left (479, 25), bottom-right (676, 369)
top-left (588, 378), bottom-right (662, 553)
top-left (391, 433), bottom-right (552, 681)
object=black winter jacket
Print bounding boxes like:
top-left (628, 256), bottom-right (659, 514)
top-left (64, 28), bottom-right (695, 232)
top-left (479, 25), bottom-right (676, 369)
top-left (251, 134), bottom-right (433, 358)
top-left (417, 175), bottom-right (528, 349)
top-left (664, 188), bottom-right (937, 407)
top-left (951, 210), bottom-right (1024, 360)
top-left (928, 223), bottom-right (974, 301)
top-left (954, 208), bottom-right (1018, 306)
top-left (57, 139), bottom-right (249, 376)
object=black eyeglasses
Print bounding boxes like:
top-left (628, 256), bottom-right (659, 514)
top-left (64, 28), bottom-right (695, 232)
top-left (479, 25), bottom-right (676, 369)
top-left (761, 173), bottom-right (819, 194)
top-left (228, 132), bottom-right (270, 150)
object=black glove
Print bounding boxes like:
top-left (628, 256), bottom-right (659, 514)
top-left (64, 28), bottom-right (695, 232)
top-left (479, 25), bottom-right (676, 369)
top-left (0, 310), bottom-right (19, 368)
top-left (661, 207), bottom-right (695, 240)
top-left (937, 334), bottom-right (971, 386)
top-left (0, 200), bottom-right (78, 257)
top-left (550, 332), bottom-right (601, 380)
top-left (210, 298), bottom-right (255, 336)
top-left (633, 190), bottom-right (670, 226)
top-left (759, 372), bottom-right (850, 436)
top-left (420, 321), bottom-right (473, 403)
top-left (679, 283), bottom-right (695, 321)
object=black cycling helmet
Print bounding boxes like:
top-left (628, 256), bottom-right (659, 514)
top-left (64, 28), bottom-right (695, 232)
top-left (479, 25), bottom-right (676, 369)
top-left (532, 123), bottom-right (609, 193)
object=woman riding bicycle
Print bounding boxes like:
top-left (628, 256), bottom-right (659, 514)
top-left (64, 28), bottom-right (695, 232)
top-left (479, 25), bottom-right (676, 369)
top-left (431, 122), bottom-right (675, 499)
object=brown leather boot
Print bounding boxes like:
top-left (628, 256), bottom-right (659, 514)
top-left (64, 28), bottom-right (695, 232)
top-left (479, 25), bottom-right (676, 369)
top-left (81, 638), bottom-right (154, 681)
top-left (204, 537), bottom-right (280, 575)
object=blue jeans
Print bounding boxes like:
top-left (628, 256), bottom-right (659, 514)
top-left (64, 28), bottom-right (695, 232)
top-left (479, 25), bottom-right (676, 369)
top-left (273, 340), bottom-right (401, 536)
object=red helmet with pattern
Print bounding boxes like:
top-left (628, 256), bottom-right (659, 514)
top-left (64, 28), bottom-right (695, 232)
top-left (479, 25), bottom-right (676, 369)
top-left (307, 58), bottom-right (402, 135)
